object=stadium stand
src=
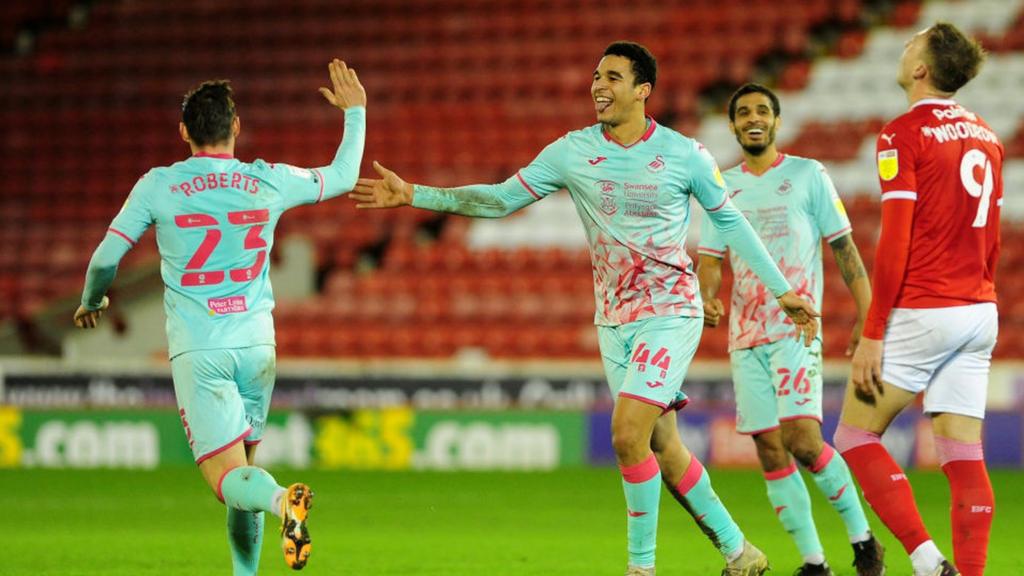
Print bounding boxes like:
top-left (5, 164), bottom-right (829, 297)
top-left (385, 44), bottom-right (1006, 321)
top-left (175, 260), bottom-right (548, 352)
top-left (1, 0), bottom-right (1021, 359)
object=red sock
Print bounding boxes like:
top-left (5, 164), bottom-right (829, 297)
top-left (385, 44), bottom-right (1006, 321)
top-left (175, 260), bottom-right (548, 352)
top-left (942, 460), bottom-right (993, 576)
top-left (840, 442), bottom-right (931, 553)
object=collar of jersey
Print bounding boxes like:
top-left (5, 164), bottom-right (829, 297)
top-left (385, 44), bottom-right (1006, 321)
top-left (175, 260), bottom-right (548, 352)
top-left (741, 152), bottom-right (786, 176)
top-left (193, 152), bottom-right (234, 159)
top-left (602, 116), bottom-right (657, 149)
top-left (911, 98), bottom-right (956, 110)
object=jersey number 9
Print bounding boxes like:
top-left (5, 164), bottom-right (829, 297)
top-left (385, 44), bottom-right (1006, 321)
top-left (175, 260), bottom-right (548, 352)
top-left (961, 149), bottom-right (995, 228)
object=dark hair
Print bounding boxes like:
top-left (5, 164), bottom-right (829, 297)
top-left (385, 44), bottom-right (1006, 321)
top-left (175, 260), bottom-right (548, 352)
top-left (603, 41), bottom-right (657, 93)
top-left (924, 22), bottom-right (986, 93)
top-left (727, 83), bottom-right (781, 122)
top-left (181, 80), bottom-right (236, 146)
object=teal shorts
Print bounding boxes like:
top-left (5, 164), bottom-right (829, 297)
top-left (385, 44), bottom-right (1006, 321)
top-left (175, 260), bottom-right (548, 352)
top-left (731, 337), bottom-right (823, 434)
top-left (597, 315), bottom-right (701, 411)
top-left (170, 345), bottom-right (276, 464)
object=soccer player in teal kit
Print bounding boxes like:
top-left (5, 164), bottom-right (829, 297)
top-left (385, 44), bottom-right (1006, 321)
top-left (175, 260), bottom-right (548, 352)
top-left (73, 59), bottom-right (366, 573)
top-left (697, 84), bottom-right (884, 576)
top-left (352, 42), bottom-right (819, 576)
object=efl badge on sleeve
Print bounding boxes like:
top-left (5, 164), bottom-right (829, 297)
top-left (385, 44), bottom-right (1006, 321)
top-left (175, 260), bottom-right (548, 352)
top-left (877, 149), bottom-right (899, 181)
top-left (834, 199), bottom-right (848, 219)
top-left (713, 164), bottom-right (725, 187)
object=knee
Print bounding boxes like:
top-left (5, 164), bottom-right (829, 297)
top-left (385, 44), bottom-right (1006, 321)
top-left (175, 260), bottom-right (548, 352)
top-left (783, 429), bottom-right (824, 468)
top-left (611, 425), bottom-right (647, 460)
top-left (753, 435), bottom-right (791, 471)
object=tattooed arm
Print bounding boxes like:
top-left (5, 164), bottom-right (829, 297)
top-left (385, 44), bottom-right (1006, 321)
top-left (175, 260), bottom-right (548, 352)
top-left (828, 233), bottom-right (871, 356)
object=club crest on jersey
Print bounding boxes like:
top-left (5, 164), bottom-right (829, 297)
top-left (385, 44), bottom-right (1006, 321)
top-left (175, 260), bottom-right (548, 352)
top-left (776, 179), bottom-right (792, 196)
top-left (595, 179), bottom-right (619, 216)
top-left (647, 155), bottom-right (666, 173)
top-left (877, 149), bottom-right (899, 181)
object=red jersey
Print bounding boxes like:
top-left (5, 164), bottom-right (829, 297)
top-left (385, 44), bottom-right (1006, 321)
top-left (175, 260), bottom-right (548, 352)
top-left (864, 98), bottom-right (1002, 340)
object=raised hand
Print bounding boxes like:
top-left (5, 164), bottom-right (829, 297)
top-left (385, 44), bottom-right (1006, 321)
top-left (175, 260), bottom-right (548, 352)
top-left (351, 161), bottom-right (414, 209)
top-left (776, 290), bottom-right (820, 346)
top-left (703, 297), bottom-right (725, 327)
top-left (73, 295), bottom-right (109, 329)
top-left (319, 59), bottom-right (366, 110)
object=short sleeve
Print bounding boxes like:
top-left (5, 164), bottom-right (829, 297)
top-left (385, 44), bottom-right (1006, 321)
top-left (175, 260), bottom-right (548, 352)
top-left (876, 122), bottom-right (919, 202)
top-left (108, 172), bottom-right (156, 246)
top-left (811, 162), bottom-right (852, 242)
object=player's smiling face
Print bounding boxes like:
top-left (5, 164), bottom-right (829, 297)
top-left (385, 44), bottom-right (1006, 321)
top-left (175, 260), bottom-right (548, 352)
top-left (592, 55), bottom-right (648, 126)
top-left (729, 92), bottom-right (779, 155)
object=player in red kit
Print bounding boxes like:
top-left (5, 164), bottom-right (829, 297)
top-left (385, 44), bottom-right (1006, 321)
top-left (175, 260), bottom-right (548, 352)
top-left (833, 22), bottom-right (1000, 576)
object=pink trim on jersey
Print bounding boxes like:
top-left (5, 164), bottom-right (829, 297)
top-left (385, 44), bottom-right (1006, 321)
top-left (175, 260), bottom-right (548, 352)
top-left (706, 196), bottom-right (730, 212)
top-left (741, 153), bottom-right (786, 175)
top-left (823, 225), bottom-right (853, 243)
top-left (516, 172), bottom-right (542, 200)
top-left (617, 392), bottom-right (668, 409)
top-left (215, 465), bottom-right (242, 503)
top-left (602, 116), bottom-right (657, 148)
top-left (107, 227), bottom-right (136, 246)
top-left (698, 246), bottom-right (726, 257)
top-left (665, 395), bottom-right (690, 413)
top-left (764, 462), bottom-right (799, 481)
top-left (619, 453), bottom-right (660, 484)
top-left (194, 152), bottom-right (234, 159)
top-left (196, 427), bottom-right (252, 466)
top-left (243, 439), bottom-right (262, 446)
top-left (780, 414), bottom-right (822, 425)
top-left (808, 443), bottom-right (836, 474)
top-left (312, 168), bottom-right (326, 203)
top-left (675, 457), bottom-right (705, 495)
top-left (934, 437), bottom-right (984, 466)
top-left (738, 424), bottom-right (781, 436)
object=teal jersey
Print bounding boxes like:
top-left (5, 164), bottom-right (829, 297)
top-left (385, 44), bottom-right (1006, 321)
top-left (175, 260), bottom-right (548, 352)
top-left (698, 154), bottom-right (851, 350)
top-left (413, 120), bottom-right (791, 326)
top-left (84, 108), bottom-right (366, 358)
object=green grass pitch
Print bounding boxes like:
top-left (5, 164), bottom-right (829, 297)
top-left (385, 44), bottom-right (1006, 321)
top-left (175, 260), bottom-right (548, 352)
top-left (1, 468), bottom-right (1021, 575)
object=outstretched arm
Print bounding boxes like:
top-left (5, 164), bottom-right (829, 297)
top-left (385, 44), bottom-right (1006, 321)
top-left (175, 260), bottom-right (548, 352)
top-left (352, 138), bottom-right (567, 217)
top-left (828, 233), bottom-right (871, 356)
top-left (349, 161), bottom-right (538, 218)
